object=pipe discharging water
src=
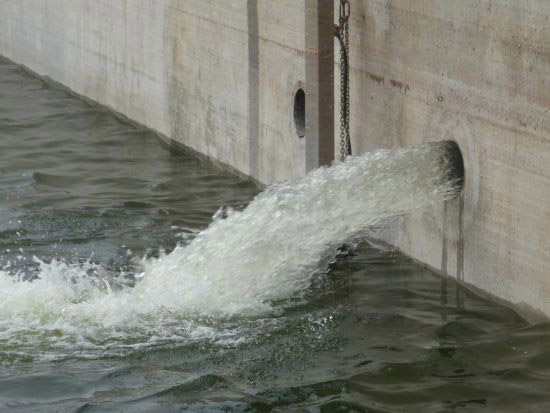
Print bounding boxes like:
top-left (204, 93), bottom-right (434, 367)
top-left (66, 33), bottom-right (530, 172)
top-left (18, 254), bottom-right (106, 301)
top-left (0, 141), bottom-right (463, 355)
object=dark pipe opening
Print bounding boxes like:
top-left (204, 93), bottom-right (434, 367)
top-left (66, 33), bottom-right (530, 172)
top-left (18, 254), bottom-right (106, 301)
top-left (293, 88), bottom-right (305, 138)
top-left (441, 140), bottom-right (465, 196)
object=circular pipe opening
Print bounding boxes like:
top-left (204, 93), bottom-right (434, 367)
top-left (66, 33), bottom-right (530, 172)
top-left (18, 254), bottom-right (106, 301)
top-left (293, 88), bottom-right (305, 138)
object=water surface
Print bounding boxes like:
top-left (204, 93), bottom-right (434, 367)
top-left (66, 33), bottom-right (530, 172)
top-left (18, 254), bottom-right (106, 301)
top-left (0, 57), bottom-right (549, 412)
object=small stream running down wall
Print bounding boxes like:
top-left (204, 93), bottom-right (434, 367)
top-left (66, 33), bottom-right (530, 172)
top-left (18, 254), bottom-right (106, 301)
top-left (0, 141), bottom-right (462, 354)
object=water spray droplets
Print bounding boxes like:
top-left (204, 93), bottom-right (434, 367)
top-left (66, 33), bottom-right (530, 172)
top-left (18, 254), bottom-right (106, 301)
top-left (0, 142), bottom-right (462, 357)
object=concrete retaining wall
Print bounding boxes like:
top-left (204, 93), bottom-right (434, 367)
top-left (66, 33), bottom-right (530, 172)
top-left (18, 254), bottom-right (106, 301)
top-left (0, 0), bottom-right (333, 184)
top-left (2, 0), bottom-right (550, 319)
top-left (347, 0), bottom-right (550, 321)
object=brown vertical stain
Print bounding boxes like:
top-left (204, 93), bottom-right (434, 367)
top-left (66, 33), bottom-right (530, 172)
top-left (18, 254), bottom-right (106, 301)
top-left (247, 0), bottom-right (259, 178)
top-left (305, 0), bottom-right (334, 171)
top-left (317, 2), bottom-right (334, 166)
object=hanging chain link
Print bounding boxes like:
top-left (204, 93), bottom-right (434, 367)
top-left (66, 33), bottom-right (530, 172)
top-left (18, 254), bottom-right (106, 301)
top-left (336, 0), bottom-right (351, 162)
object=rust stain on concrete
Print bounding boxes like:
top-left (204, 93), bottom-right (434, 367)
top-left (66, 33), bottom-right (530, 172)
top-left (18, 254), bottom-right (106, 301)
top-left (367, 72), bottom-right (385, 84)
top-left (390, 79), bottom-right (410, 94)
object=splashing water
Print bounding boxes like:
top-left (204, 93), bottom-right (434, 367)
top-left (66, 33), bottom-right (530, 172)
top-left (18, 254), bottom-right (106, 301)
top-left (0, 141), bottom-right (462, 357)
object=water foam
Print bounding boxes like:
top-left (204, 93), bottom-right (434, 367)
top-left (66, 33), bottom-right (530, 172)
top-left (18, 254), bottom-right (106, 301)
top-left (0, 142), bottom-right (462, 356)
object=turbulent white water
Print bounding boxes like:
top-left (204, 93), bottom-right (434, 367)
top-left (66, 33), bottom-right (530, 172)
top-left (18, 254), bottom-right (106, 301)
top-left (0, 142), bottom-right (462, 354)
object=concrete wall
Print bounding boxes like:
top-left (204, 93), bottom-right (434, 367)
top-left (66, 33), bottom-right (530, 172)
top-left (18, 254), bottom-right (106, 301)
top-left (2, 0), bottom-right (550, 320)
top-left (0, 0), bottom-right (333, 184)
top-left (346, 0), bottom-right (550, 321)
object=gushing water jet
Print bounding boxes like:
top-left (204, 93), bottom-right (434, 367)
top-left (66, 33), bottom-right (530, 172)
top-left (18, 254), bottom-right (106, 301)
top-left (0, 140), bottom-right (464, 353)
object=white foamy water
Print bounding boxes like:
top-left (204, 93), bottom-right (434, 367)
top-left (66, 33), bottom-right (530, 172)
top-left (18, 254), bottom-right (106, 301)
top-left (0, 142), bottom-right (462, 355)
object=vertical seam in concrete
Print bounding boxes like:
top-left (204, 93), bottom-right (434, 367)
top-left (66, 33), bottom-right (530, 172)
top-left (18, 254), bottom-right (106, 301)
top-left (247, 0), bottom-right (259, 178)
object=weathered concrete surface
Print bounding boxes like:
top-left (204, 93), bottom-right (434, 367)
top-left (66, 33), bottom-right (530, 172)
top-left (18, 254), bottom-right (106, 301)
top-left (0, 0), bottom-right (333, 184)
top-left (345, 0), bottom-right (550, 320)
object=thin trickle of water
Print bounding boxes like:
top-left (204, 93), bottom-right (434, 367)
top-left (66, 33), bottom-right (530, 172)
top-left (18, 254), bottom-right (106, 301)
top-left (0, 141), bottom-right (462, 353)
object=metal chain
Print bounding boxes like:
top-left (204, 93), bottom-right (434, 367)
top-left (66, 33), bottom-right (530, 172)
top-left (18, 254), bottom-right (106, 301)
top-left (336, 0), bottom-right (351, 162)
